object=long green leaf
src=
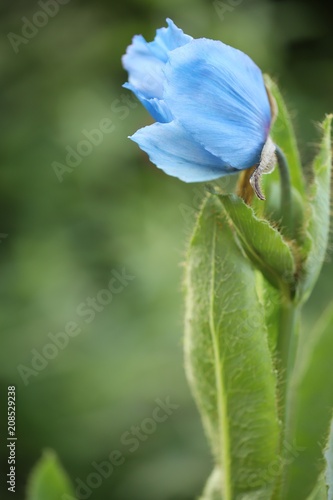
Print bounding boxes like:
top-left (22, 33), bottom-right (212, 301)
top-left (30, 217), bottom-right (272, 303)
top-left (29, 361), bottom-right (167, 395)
top-left (281, 302), bottom-right (333, 499)
top-left (27, 450), bottom-right (75, 500)
top-left (184, 195), bottom-right (280, 500)
top-left (300, 114), bottom-right (332, 301)
top-left (220, 194), bottom-right (296, 295)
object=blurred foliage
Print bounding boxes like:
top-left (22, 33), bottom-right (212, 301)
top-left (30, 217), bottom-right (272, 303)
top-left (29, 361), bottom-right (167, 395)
top-left (0, 0), bottom-right (332, 498)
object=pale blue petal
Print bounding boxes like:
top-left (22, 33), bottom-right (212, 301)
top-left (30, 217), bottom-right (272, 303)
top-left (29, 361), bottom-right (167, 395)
top-left (130, 121), bottom-right (236, 182)
top-left (164, 38), bottom-right (271, 169)
top-left (122, 19), bottom-right (192, 100)
top-left (122, 35), bottom-right (165, 99)
top-left (123, 83), bottom-right (172, 123)
top-left (149, 18), bottom-right (192, 62)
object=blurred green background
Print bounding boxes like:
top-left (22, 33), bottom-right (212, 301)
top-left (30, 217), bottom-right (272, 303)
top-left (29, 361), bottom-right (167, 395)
top-left (0, 0), bottom-right (332, 498)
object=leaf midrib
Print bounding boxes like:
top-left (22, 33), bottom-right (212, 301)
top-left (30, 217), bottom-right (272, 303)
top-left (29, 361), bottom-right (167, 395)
top-left (209, 218), bottom-right (232, 500)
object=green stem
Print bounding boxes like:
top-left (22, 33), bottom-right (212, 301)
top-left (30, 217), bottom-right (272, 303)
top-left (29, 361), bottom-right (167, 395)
top-left (277, 301), bottom-right (299, 391)
top-left (276, 145), bottom-right (294, 236)
top-left (272, 147), bottom-right (300, 498)
top-left (273, 300), bottom-right (301, 500)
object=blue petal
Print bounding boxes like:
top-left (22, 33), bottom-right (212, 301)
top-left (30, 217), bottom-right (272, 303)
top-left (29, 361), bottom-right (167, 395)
top-left (164, 38), bottom-right (271, 170)
top-left (130, 120), bottom-right (236, 182)
top-left (122, 35), bottom-right (165, 99)
top-left (122, 19), bottom-right (192, 100)
top-left (149, 18), bottom-right (193, 61)
top-left (123, 83), bottom-right (172, 123)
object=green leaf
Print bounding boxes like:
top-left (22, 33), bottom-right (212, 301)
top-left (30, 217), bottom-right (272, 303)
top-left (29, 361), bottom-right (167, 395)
top-left (300, 114), bottom-right (333, 301)
top-left (281, 301), bottom-right (333, 499)
top-left (219, 194), bottom-right (296, 295)
top-left (27, 450), bottom-right (75, 500)
top-left (264, 75), bottom-right (305, 199)
top-left (325, 419), bottom-right (333, 500)
top-left (184, 195), bottom-right (280, 500)
top-left (306, 475), bottom-right (327, 500)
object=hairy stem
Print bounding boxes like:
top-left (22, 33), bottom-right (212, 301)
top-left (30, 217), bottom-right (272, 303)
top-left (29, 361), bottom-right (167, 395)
top-left (273, 300), bottom-right (301, 499)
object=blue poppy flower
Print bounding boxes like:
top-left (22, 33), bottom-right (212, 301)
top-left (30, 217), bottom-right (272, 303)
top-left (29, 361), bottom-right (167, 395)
top-left (122, 19), bottom-right (273, 188)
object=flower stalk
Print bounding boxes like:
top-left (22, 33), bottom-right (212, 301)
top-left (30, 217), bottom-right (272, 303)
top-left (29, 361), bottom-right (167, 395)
top-left (276, 145), bottom-right (294, 237)
top-left (123, 19), bottom-right (333, 500)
